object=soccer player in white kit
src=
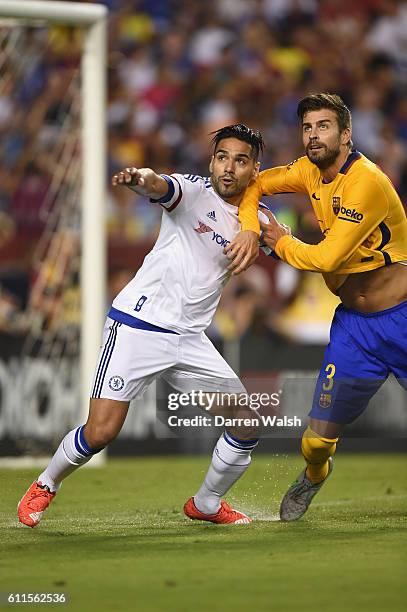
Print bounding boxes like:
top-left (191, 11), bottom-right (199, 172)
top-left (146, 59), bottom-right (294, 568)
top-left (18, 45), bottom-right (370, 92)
top-left (18, 124), bottom-right (265, 527)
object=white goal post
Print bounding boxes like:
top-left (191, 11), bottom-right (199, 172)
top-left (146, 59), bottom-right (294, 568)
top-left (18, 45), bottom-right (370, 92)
top-left (0, 1), bottom-right (108, 428)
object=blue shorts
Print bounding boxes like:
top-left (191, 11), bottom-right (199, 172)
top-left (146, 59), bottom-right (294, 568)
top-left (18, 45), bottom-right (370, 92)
top-left (309, 300), bottom-right (407, 425)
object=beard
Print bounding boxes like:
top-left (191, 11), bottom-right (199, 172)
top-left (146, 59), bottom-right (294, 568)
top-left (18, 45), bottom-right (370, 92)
top-left (211, 175), bottom-right (243, 199)
top-left (306, 142), bottom-right (341, 170)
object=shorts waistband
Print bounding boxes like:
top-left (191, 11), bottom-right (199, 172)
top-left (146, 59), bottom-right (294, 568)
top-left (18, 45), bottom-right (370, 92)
top-left (337, 299), bottom-right (407, 318)
top-left (108, 307), bottom-right (179, 334)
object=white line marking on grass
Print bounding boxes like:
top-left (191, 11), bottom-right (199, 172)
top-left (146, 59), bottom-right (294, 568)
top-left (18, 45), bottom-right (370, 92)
top-left (255, 514), bottom-right (281, 522)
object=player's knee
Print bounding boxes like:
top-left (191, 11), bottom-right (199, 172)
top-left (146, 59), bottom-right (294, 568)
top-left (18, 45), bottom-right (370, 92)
top-left (301, 426), bottom-right (338, 464)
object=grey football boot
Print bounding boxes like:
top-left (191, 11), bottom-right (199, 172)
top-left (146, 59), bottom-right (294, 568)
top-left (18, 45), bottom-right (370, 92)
top-left (280, 457), bottom-right (333, 521)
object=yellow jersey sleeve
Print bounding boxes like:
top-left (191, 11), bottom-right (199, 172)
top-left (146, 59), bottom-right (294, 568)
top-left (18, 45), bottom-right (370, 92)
top-left (238, 158), bottom-right (309, 234)
top-left (238, 191), bottom-right (260, 234)
top-left (275, 175), bottom-right (389, 272)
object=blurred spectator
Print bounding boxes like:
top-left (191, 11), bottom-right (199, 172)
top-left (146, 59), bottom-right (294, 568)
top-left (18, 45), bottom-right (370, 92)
top-left (366, 0), bottom-right (407, 71)
top-left (273, 267), bottom-right (341, 344)
top-left (351, 84), bottom-right (384, 156)
top-left (208, 265), bottom-right (273, 343)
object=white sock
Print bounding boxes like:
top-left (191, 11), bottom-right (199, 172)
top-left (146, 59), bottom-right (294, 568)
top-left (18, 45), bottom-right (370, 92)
top-left (193, 431), bottom-right (258, 515)
top-left (37, 425), bottom-right (103, 493)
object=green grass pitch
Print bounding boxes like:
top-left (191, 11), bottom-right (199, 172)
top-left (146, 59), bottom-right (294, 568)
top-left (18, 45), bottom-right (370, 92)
top-left (1, 454), bottom-right (406, 612)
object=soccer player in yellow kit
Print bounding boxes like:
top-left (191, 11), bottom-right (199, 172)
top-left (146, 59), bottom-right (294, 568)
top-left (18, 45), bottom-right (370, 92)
top-left (227, 93), bottom-right (407, 521)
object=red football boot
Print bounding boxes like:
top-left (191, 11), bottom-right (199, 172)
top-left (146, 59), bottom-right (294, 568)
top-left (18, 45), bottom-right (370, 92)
top-left (18, 481), bottom-right (56, 528)
top-left (184, 497), bottom-right (252, 524)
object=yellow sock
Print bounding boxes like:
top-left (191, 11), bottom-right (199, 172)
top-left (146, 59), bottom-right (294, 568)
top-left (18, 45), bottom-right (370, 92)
top-left (301, 427), bottom-right (338, 484)
top-left (306, 461), bottom-right (329, 483)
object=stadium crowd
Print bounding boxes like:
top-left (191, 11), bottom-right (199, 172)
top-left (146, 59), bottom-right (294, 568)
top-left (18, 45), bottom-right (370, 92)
top-left (0, 0), bottom-right (406, 346)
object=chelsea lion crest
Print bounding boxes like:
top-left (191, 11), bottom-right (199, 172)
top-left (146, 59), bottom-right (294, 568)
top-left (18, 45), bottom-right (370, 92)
top-left (109, 376), bottom-right (124, 391)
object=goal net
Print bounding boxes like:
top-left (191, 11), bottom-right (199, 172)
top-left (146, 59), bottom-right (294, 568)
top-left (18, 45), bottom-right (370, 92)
top-left (0, 1), bottom-right (107, 463)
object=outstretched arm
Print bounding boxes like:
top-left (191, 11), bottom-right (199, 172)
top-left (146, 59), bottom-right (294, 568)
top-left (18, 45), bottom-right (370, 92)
top-left (112, 167), bottom-right (169, 200)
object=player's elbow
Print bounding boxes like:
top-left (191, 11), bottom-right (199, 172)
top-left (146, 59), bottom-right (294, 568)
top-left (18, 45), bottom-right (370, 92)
top-left (320, 260), bottom-right (339, 273)
top-left (319, 255), bottom-right (346, 273)
top-left (308, 250), bottom-right (344, 273)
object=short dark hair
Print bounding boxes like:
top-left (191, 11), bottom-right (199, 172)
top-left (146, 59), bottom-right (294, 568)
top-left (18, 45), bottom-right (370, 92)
top-left (210, 123), bottom-right (264, 160)
top-left (297, 93), bottom-right (352, 133)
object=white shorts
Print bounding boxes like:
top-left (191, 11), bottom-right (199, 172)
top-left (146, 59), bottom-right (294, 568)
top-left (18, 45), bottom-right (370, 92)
top-left (90, 318), bottom-right (245, 401)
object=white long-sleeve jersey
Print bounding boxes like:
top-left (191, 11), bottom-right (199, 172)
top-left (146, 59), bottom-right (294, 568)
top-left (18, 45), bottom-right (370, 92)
top-left (112, 173), bottom-right (268, 334)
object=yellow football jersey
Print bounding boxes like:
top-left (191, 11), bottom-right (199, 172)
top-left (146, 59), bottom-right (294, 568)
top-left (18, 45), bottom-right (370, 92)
top-left (241, 151), bottom-right (407, 294)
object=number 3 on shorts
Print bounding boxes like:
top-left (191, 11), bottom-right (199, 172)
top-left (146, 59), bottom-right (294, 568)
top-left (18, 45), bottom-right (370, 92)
top-left (322, 363), bottom-right (336, 391)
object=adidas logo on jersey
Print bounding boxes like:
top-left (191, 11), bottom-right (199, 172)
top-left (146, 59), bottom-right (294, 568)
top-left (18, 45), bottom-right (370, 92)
top-left (194, 220), bottom-right (213, 234)
top-left (207, 210), bottom-right (217, 222)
